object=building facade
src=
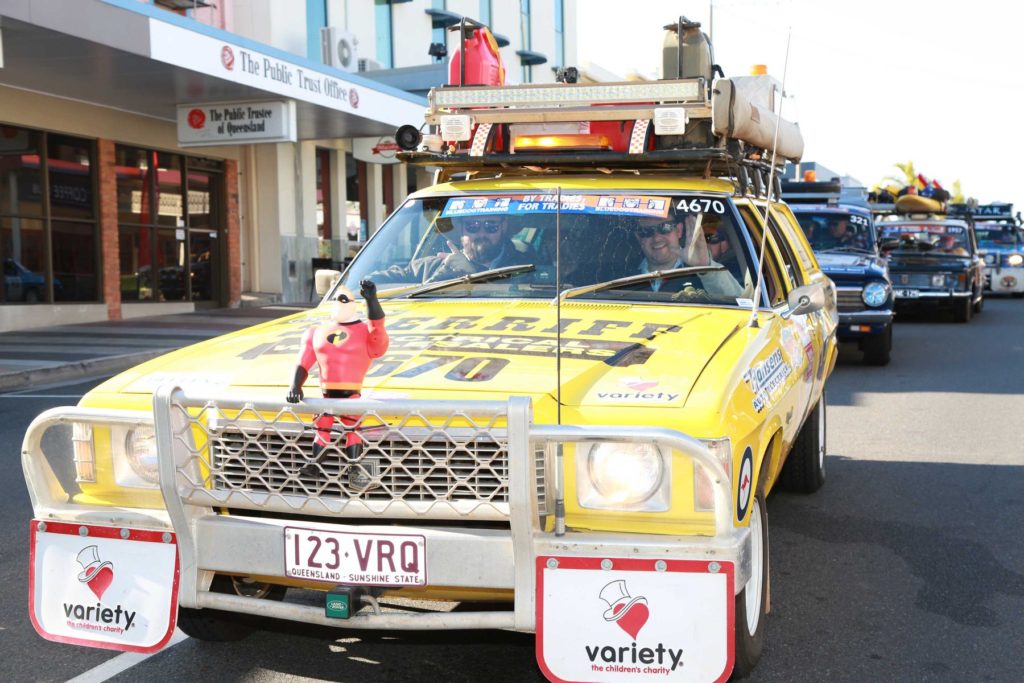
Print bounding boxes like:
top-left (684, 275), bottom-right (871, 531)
top-left (0, 0), bottom-right (576, 331)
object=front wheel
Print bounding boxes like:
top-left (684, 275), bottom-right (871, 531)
top-left (862, 325), bottom-right (892, 366)
top-left (732, 494), bottom-right (768, 679)
top-left (952, 297), bottom-right (972, 323)
top-left (176, 576), bottom-right (285, 642)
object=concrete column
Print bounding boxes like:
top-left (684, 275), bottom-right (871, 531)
top-left (96, 139), bottom-right (120, 320)
top-left (224, 159), bottom-right (241, 307)
top-left (393, 163), bottom-right (409, 207)
top-left (253, 143), bottom-right (286, 295)
top-left (329, 148), bottom-right (348, 262)
top-left (366, 162), bottom-right (385, 237)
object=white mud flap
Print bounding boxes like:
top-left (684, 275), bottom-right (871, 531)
top-left (29, 521), bottom-right (179, 653)
top-left (536, 556), bottom-right (734, 683)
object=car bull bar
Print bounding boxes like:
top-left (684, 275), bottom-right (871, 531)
top-left (22, 385), bottom-right (749, 632)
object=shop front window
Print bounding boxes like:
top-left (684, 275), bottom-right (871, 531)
top-left (0, 125), bottom-right (97, 304)
top-left (0, 127), bottom-right (44, 218)
top-left (117, 145), bottom-right (224, 303)
top-left (1, 216), bottom-right (46, 303)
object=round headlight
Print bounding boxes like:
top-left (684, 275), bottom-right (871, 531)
top-left (1008, 254), bottom-right (1024, 266)
top-left (125, 427), bottom-right (159, 483)
top-left (587, 442), bottom-right (664, 505)
top-left (862, 281), bottom-right (890, 307)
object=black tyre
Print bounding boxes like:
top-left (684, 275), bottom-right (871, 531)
top-left (862, 325), bottom-right (892, 366)
top-left (953, 298), bottom-right (972, 323)
top-left (176, 576), bottom-right (285, 642)
top-left (779, 396), bottom-right (826, 493)
top-left (731, 493), bottom-right (768, 679)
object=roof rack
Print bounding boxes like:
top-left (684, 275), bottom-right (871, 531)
top-left (947, 202), bottom-right (1016, 223)
top-left (395, 72), bottom-right (804, 196)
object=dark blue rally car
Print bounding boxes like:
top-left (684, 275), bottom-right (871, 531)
top-left (787, 201), bottom-right (894, 365)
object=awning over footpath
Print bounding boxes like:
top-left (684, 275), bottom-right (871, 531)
top-left (0, 0), bottom-right (426, 140)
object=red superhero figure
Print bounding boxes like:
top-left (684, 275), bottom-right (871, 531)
top-left (286, 279), bottom-right (389, 458)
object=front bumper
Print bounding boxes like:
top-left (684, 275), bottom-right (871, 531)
top-left (23, 390), bottom-right (750, 634)
top-left (984, 266), bottom-right (1024, 293)
top-left (837, 310), bottom-right (893, 338)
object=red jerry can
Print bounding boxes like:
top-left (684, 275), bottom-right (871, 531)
top-left (448, 27), bottom-right (505, 86)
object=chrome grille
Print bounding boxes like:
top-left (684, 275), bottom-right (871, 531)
top-left (893, 272), bottom-right (933, 288)
top-left (160, 399), bottom-right (548, 522)
top-left (210, 424), bottom-right (512, 503)
top-left (835, 287), bottom-right (865, 312)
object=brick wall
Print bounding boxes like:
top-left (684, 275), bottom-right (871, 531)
top-left (225, 159), bottom-right (241, 306)
top-left (97, 139), bottom-right (121, 320)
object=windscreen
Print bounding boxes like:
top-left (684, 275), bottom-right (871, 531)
top-left (793, 211), bottom-right (874, 252)
top-left (342, 193), bottom-right (756, 306)
top-left (879, 223), bottom-right (970, 255)
top-left (974, 224), bottom-right (1021, 249)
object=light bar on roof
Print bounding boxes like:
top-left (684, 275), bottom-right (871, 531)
top-left (431, 80), bottom-right (704, 109)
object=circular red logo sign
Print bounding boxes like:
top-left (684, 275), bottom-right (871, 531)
top-left (187, 109), bottom-right (206, 130)
top-left (221, 45), bottom-right (235, 70)
top-left (349, 88), bottom-right (359, 109)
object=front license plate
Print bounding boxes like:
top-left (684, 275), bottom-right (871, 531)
top-left (895, 288), bottom-right (920, 298)
top-left (284, 527), bottom-right (426, 586)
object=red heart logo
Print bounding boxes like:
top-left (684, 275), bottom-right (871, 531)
top-left (87, 567), bottom-right (114, 600)
top-left (613, 602), bottom-right (650, 640)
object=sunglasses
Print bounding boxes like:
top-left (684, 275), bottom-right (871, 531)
top-left (635, 222), bottom-right (677, 239)
top-left (464, 220), bottom-right (502, 234)
top-left (704, 233), bottom-right (726, 244)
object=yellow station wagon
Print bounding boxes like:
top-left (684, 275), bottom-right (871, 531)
top-left (24, 65), bottom-right (836, 681)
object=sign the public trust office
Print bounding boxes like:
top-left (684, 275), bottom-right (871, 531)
top-left (176, 100), bottom-right (297, 147)
top-left (148, 19), bottom-right (424, 131)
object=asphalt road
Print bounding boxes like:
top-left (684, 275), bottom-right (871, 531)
top-left (2, 299), bottom-right (1022, 682)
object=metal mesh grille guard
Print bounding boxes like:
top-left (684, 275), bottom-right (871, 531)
top-left (158, 392), bottom-right (547, 522)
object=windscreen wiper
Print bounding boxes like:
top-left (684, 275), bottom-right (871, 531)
top-left (818, 245), bottom-right (875, 255)
top-left (403, 264), bottom-right (535, 297)
top-left (559, 265), bottom-right (725, 301)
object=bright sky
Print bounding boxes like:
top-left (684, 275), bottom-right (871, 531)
top-left (577, 0), bottom-right (1024, 209)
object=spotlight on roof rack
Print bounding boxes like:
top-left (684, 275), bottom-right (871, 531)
top-left (395, 125), bottom-right (423, 151)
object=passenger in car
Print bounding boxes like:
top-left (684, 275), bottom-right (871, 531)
top-left (632, 211), bottom-right (744, 296)
top-left (370, 215), bottom-right (535, 284)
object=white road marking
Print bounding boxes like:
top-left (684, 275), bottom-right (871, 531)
top-left (64, 630), bottom-right (189, 683)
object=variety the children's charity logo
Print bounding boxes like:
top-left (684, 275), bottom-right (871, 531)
top-left (599, 580), bottom-right (650, 640)
top-left (221, 45), bottom-right (235, 70)
top-left (76, 545), bottom-right (114, 600)
top-left (187, 108), bottom-right (206, 130)
top-left (349, 88), bottom-right (360, 109)
top-left (622, 377), bottom-right (658, 392)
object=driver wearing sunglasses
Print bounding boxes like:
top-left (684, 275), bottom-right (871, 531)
top-left (633, 212), bottom-right (744, 296)
top-left (370, 213), bottom-right (535, 284)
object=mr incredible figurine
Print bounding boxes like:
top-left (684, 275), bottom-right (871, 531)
top-left (287, 279), bottom-right (389, 459)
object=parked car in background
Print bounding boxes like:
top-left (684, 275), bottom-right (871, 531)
top-left (878, 219), bottom-right (984, 322)
top-left (2, 257), bottom-right (61, 302)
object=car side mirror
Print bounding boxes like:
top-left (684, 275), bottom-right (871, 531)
top-left (315, 269), bottom-right (342, 297)
top-left (786, 282), bottom-right (827, 317)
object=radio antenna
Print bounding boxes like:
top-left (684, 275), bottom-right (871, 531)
top-left (554, 187), bottom-right (566, 536)
top-left (748, 28), bottom-right (792, 328)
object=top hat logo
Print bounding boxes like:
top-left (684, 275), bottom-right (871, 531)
top-left (599, 580), bottom-right (650, 640)
top-left (76, 545), bottom-right (115, 600)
